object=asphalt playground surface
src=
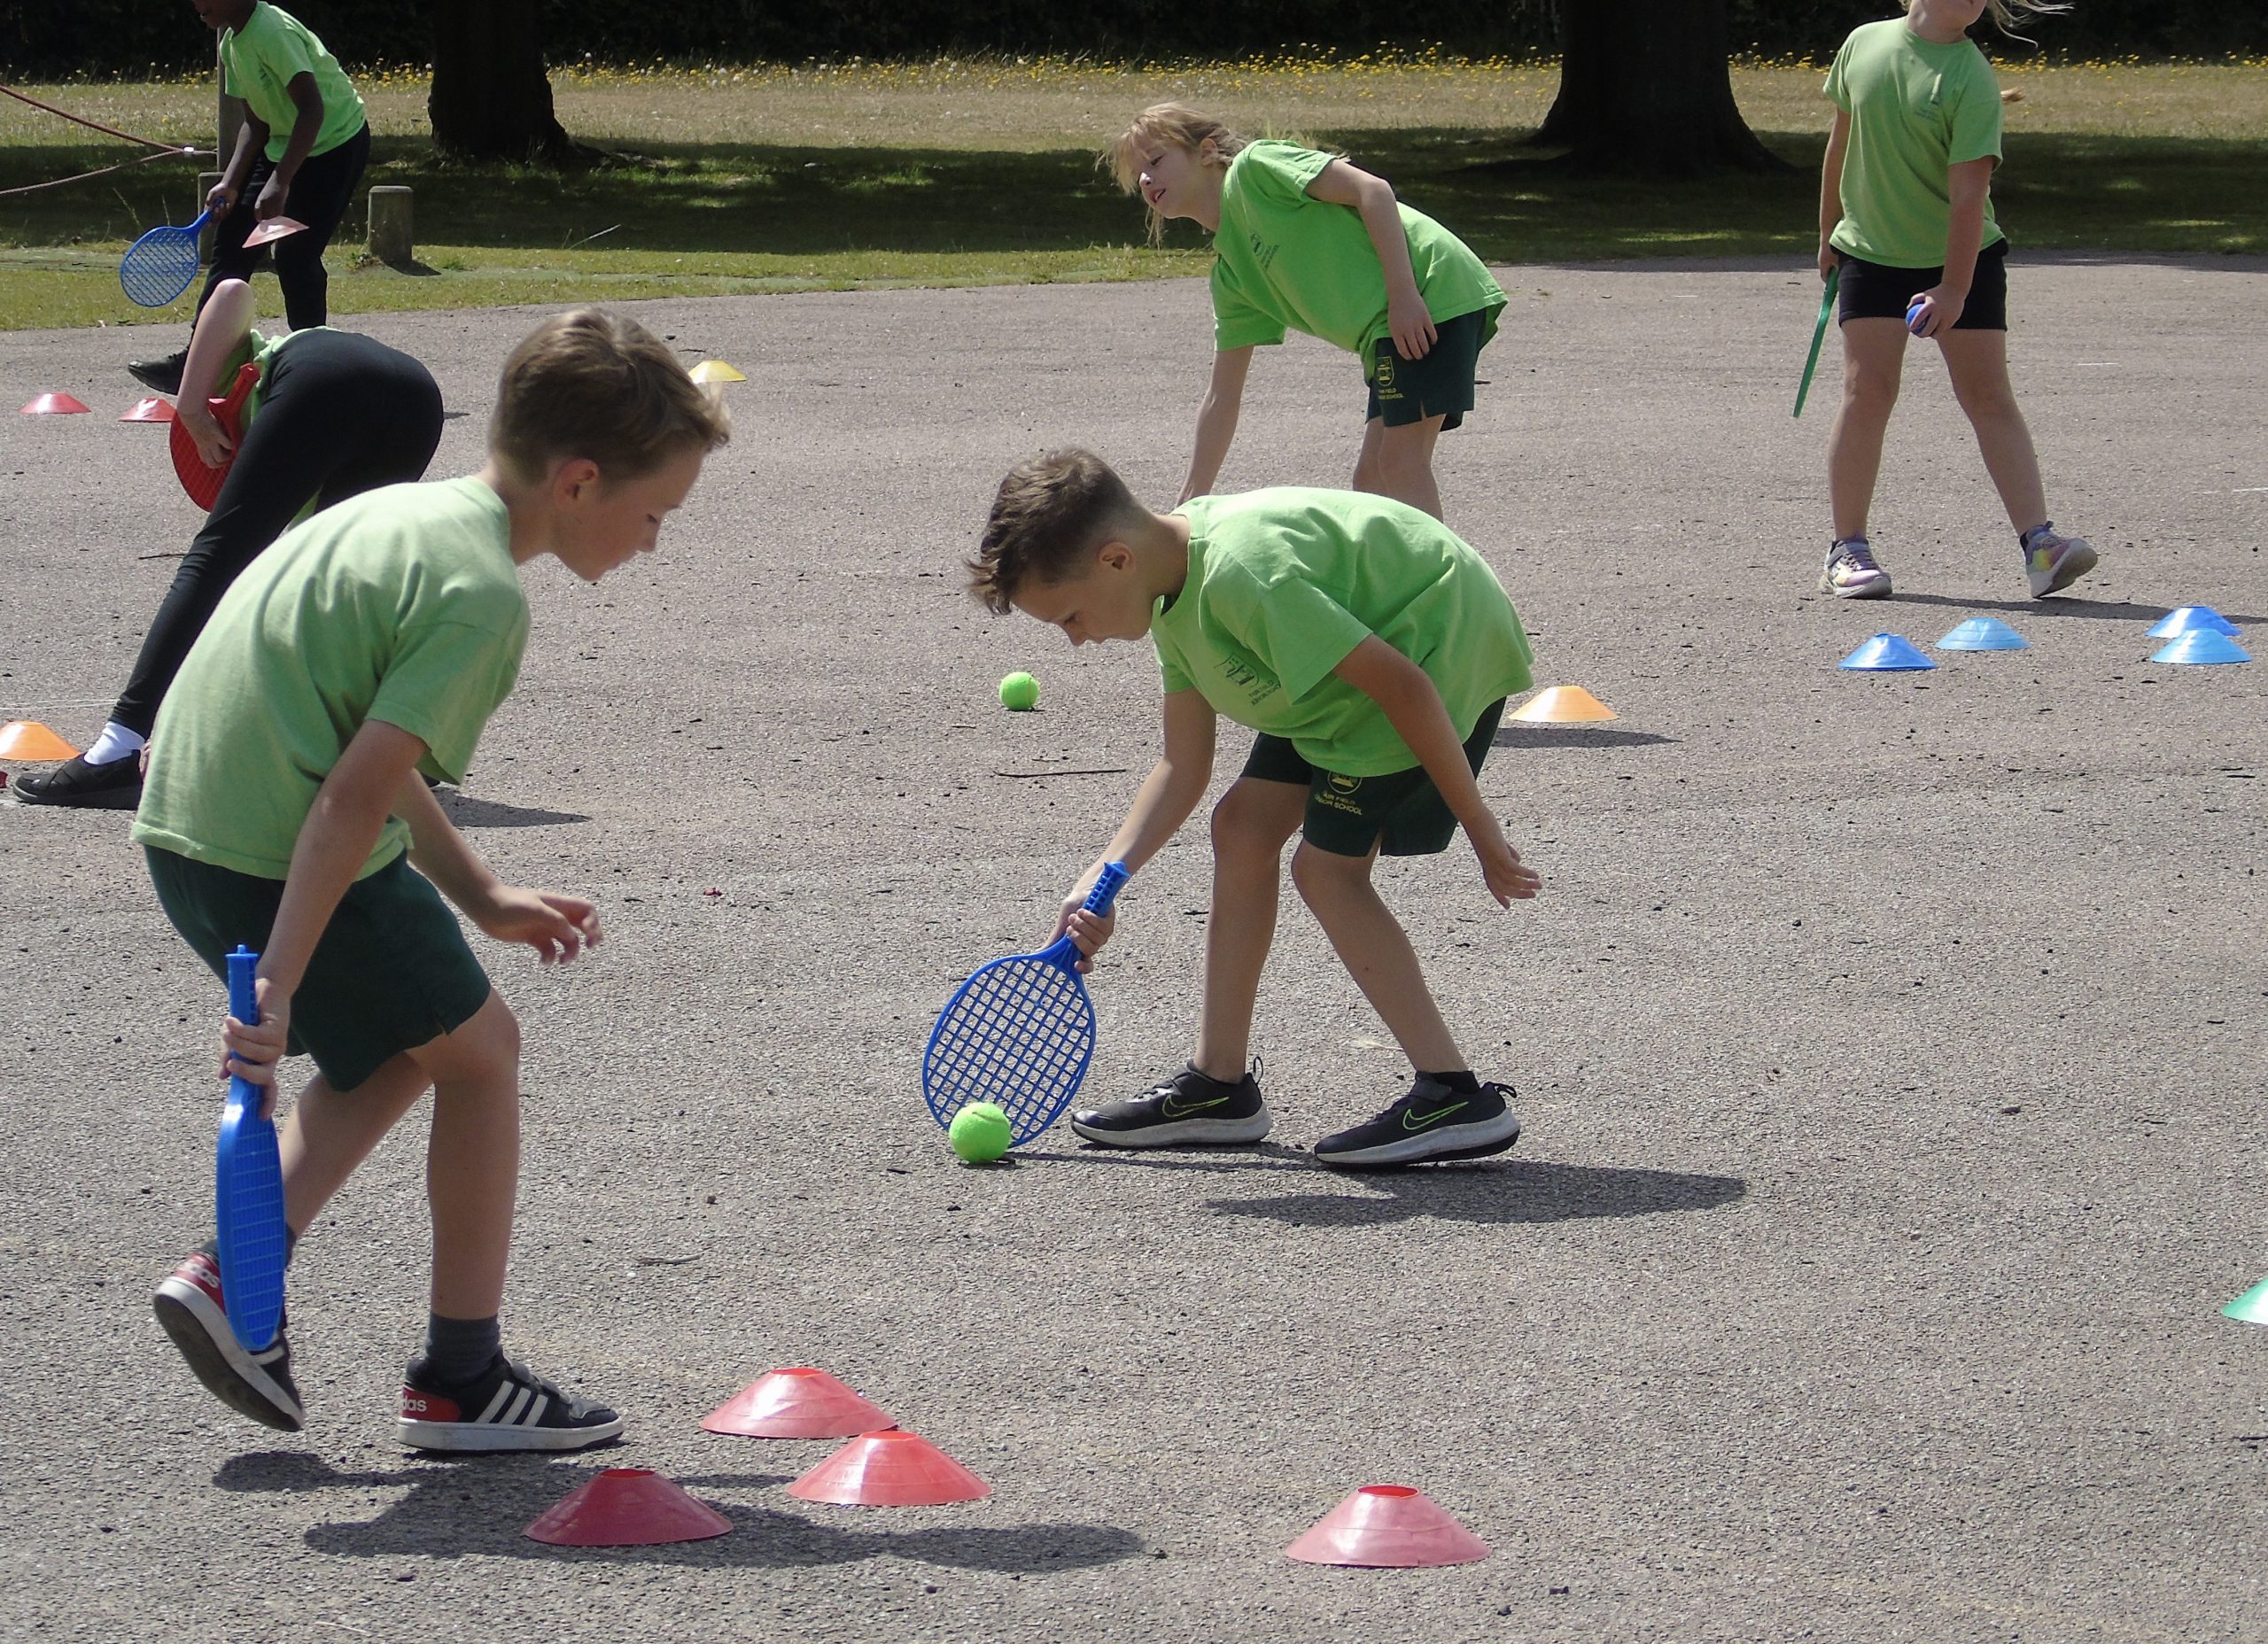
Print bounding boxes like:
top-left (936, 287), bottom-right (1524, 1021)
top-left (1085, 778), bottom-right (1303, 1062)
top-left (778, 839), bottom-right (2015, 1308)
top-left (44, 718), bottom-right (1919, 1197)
top-left (2, 258), bottom-right (2264, 1642)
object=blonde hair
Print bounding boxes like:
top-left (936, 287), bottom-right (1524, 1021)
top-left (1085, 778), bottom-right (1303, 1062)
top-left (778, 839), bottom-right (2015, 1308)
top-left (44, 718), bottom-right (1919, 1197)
top-left (489, 309), bottom-right (730, 485)
top-left (969, 449), bottom-right (1147, 615)
top-left (1104, 103), bottom-right (1250, 246)
top-left (1907, 0), bottom-right (2072, 43)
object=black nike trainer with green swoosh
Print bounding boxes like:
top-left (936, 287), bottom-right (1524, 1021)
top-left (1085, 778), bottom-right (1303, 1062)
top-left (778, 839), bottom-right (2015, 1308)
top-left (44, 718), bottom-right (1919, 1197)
top-left (1070, 1063), bottom-right (1272, 1148)
top-left (1312, 1075), bottom-right (1520, 1168)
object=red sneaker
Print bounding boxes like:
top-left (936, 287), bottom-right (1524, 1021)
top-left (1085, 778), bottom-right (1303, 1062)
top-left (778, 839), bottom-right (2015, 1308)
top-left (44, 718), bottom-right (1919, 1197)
top-left (152, 1247), bottom-right (303, 1431)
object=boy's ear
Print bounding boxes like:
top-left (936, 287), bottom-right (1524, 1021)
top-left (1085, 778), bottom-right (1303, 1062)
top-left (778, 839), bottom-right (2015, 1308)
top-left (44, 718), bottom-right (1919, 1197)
top-left (550, 455), bottom-right (602, 501)
top-left (1096, 538), bottom-right (1137, 573)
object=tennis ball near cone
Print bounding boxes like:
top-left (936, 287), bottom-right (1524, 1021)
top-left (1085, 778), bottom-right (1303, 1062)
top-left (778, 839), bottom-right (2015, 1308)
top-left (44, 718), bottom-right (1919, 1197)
top-left (949, 1102), bottom-right (1013, 1162)
top-left (998, 671), bottom-right (1039, 711)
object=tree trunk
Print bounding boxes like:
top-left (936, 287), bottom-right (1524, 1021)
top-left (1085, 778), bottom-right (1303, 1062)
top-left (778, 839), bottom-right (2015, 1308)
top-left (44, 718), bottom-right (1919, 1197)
top-left (427, 0), bottom-right (597, 167)
top-left (1535, 0), bottom-right (1784, 175)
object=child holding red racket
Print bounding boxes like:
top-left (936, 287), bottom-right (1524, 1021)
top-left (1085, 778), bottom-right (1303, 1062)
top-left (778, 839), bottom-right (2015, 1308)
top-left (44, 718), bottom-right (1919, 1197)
top-left (1107, 105), bottom-right (1505, 523)
top-left (128, 0), bottom-right (369, 392)
top-left (1814, 0), bottom-right (2095, 601)
top-left (18, 280), bottom-right (439, 808)
top-left (972, 450), bottom-right (1536, 1168)
top-left (138, 311), bottom-right (727, 1446)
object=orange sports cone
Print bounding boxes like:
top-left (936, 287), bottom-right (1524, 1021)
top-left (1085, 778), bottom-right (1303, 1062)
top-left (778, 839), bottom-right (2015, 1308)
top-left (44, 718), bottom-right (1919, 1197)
top-left (703, 1366), bottom-right (894, 1439)
top-left (0, 722), bottom-right (81, 761)
top-left (1285, 1485), bottom-right (1490, 1568)
top-left (241, 214), bottom-right (307, 249)
top-left (524, 1468), bottom-right (732, 1547)
top-left (120, 397), bottom-right (175, 423)
top-left (21, 392), bottom-right (90, 415)
top-left (787, 1429), bottom-right (990, 1506)
top-left (1510, 686), bottom-right (1618, 725)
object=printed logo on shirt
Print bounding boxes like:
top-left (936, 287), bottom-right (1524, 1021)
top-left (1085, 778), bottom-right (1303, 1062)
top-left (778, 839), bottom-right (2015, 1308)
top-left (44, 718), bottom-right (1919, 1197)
top-left (1216, 655), bottom-right (1278, 710)
top-left (1247, 232), bottom-right (1279, 274)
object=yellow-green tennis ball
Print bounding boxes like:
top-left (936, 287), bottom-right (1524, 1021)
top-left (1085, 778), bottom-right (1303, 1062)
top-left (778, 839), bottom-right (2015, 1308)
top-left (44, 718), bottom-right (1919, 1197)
top-left (998, 671), bottom-right (1040, 712)
top-left (949, 1101), bottom-right (1014, 1162)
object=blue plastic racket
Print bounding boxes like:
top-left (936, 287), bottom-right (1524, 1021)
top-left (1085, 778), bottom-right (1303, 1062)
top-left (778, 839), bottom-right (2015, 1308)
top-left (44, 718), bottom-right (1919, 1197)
top-left (215, 945), bottom-right (286, 1352)
top-left (922, 861), bottom-right (1130, 1146)
top-left (120, 207), bottom-right (213, 307)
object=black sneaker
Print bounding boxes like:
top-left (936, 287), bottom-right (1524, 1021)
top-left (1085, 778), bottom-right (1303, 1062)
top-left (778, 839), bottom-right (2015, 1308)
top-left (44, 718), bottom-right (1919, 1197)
top-left (128, 347), bottom-right (190, 395)
top-left (152, 1246), bottom-right (305, 1431)
top-left (1313, 1076), bottom-right (1522, 1169)
top-left (1069, 1062), bottom-right (1272, 1148)
top-left (399, 1355), bottom-right (625, 1453)
top-left (12, 753), bottom-right (142, 809)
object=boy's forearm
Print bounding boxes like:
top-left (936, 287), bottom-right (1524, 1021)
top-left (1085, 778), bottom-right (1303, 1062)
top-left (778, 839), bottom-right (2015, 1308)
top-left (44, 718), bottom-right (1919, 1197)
top-left (221, 120), bottom-right (262, 190)
top-left (1819, 117), bottom-right (1847, 244)
top-left (1377, 676), bottom-right (1494, 834)
top-left (1099, 756), bottom-right (1210, 873)
top-left (271, 102), bottom-right (324, 188)
top-left (262, 780), bottom-right (394, 996)
top-left (1356, 182), bottom-right (1424, 301)
top-left (1939, 177), bottom-right (1990, 294)
top-left (177, 280), bottom-right (257, 404)
top-left (396, 771), bottom-right (502, 911)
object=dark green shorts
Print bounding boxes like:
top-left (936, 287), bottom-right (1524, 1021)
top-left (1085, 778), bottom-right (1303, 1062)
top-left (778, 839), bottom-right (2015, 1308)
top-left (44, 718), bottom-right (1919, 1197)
top-left (1240, 698), bottom-right (1506, 859)
top-left (145, 845), bottom-right (493, 1092)
top-left (1367, 307), bottom-right (1490, 430)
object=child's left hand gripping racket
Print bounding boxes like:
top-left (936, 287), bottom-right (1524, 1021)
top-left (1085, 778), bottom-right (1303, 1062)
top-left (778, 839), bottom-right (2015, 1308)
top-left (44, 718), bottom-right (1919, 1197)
top-left (215, 945), bottom-right (287, 1353)
top-left (169, 360), bottom-right (259, 512)
top-left (922, 861), bottom-right (1130, 1148)
top-left (120, 207), bottom-right (214, 307)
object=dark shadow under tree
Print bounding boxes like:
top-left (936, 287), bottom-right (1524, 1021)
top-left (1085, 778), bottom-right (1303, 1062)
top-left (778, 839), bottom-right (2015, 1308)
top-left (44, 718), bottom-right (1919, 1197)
top-left (1534, 0), bottom-right (1788, 174)
top-left (427, 0), bottom-right (603, 167)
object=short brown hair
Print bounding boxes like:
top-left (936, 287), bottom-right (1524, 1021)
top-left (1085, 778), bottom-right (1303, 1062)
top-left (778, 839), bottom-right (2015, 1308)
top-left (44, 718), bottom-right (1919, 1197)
top-left (489, 309), bottom-right (730, 484)
top-left (1104, 104), bottom-right (1249, 246)
top-left (969, 449), bottom-right (1147, 616)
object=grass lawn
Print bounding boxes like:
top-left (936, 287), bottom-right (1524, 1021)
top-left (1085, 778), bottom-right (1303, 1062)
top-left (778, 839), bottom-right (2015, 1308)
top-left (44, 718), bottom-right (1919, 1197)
top-left (3, 55), bottom-right (2264, 331)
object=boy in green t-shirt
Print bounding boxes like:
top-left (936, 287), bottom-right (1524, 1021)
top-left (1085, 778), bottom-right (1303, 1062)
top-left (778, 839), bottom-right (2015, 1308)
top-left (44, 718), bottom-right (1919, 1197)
top-left (1107, 105), bottom-right (1507, 523)
top-left (971, 449), bottom-right (1539, 1168)
top-left (139, 310), bottom-right (729, 1448)
top-left (129, 0), bottom-right (371, 392)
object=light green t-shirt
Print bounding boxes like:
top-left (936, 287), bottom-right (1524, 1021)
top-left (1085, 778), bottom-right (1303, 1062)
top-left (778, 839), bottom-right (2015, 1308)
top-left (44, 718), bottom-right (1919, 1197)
top-left (1153, 489), bottom-right (1533, 776)
top-left (1824, 19), bottom-right (2005, 268)
top-left (135, 477), bottom-right (529, 880)
top-left (221, 2), bottom-right (367, 163)
top-left (1210, 142), bottom-right (1507, 377)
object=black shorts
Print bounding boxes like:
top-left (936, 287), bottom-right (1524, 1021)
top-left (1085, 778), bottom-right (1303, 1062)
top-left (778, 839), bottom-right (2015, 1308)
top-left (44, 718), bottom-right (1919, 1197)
top-left (1837, 241), bottom-right (2008, 331)
top-left (1240, 699), bottom-right (1506, 858)
top-left (1366, 306), bottom-right (1492, 430)
top-left (146, 845), bottom-right (494, 1092)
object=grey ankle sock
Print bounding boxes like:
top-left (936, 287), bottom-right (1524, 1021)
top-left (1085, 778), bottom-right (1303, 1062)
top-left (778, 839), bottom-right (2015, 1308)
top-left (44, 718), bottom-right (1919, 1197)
top-left (417, 1313), bottom-right (502, 1385)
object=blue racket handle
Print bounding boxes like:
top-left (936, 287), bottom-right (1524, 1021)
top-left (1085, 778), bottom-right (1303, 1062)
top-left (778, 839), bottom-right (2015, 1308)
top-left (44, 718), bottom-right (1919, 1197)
top-left (1080, 860), bottom-right (1130, 919)
top-left (226, 943), bottom-right (258, 1043)
top-left (186, 206), bottom-right (213, 236)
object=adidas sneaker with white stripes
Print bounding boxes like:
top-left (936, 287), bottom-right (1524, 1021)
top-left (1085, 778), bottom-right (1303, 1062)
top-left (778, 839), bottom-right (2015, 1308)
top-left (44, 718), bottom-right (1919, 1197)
top-left (398, 1355), bottom-right (624, 1453)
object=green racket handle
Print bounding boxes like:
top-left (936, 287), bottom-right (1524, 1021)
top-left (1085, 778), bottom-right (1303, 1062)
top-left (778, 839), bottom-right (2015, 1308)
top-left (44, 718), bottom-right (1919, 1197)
top-left (1793, 264), bottom-right (1840, 419)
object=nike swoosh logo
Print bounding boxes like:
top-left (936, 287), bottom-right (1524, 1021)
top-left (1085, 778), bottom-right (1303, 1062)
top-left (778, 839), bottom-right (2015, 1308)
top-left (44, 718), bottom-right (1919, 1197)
top-left (1162, 1094), bottom-right (1231, 1119)
top-left (1402, 1102), bottom-right (1467, 1131)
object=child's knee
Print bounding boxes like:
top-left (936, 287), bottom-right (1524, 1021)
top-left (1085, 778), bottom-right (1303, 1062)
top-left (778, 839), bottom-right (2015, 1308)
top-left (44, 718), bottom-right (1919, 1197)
top-left (1289, 838), bottom-right (1371, 903)
top-left (1211, 781), bottom-right (1301, 854)
top-left (425, 992), bottom-right (519, 1086)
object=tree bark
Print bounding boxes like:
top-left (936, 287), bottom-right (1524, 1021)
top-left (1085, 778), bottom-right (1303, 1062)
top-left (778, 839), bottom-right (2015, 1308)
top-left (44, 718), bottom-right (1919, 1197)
top-left (1535, 0), bottom-right (1785, 175)
top-left (427, 0), bottom-right (597, 167)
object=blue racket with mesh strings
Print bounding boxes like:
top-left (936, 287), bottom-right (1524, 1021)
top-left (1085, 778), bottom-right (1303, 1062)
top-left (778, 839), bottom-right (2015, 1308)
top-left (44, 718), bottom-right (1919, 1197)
top-left (120, 207), bottom-right (213, 307)
top-left (215, 945), bottom-right (286, 1352)
top-left (923, 861), bottom-right (1130, 1146)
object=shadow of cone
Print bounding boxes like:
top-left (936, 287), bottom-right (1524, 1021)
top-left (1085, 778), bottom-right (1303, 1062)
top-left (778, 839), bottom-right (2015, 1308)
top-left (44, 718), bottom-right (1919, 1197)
top-left (1511, 686), bottom-right (1618, 724)
top-left (787, 1429), bottom-right (990, 1506)
top-left (121, 398), bottom-right (175, 423)
top-left (2148, 606), bottom-right (2239, 640)
top-left (0, 722), bottom-right (82, 761)
top-left (524, 1468), bottom-right (732, 1547)
top-left (703, 1367), bottom-right (893, 1438)
top-left (2224, 1276), bottom-right (2268, 1325)
top-left (1285, 1485), bottom-right (1490, 1569)
top-left (21, 393), bottom-right (90, 415)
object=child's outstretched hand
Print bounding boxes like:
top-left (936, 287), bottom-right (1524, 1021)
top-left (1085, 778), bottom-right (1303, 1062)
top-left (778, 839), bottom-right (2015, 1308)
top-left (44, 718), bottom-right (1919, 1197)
top-left (221, 976), bottom-right (291, 1113)
top-left (1052, 887), bottom-right (1118, 974)
top-left (1387, 288), bottom-right (1438, 361)
top-left (474, 888), bottom-right (603, 963)
top-left (1470, 819), bottom-right (1542, 908)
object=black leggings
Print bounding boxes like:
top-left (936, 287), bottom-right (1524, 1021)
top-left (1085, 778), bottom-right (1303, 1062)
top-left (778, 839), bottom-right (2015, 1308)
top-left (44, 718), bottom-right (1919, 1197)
top-left (111, 329), bottom-right (442, 736)
top-left (198, 122), bottom-right (370, 332)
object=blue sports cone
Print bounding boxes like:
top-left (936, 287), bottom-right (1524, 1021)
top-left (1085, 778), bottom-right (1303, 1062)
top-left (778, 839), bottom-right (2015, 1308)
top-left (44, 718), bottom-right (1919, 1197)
top-left (1839, 633), bottom-right (1935, 671)
top-left (1937, 617), bottom-right (2029, 651)
top-left (2150, 631), bottom-right (2250, 666)
top-left (2224, 1276), bottom-right (2268, 1325)
top-left (2147, 606), bottom-right (2239, 640)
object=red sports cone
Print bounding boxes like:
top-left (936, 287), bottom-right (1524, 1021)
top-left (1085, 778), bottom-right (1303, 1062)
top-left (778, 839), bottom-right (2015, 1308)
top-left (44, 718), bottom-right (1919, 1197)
top-left (0, 722), bottom-right (81, 761)
top-left (703, 1366), bottom-right (893, 1439)
top-left (524, 1468), bottom-right (732, 1547)
top-left (21, 392), bottom-right (90, 415)
top-left (120, 397), bottom-right (175, 423)
top-left (1285, 1485), bottom-right (1490, 1568)
top-left (787, 1429), bottom-right (990, 1506)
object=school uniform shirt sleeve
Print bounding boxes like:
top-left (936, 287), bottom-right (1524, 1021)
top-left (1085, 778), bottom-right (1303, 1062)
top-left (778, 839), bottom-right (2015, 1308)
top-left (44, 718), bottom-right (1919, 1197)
top-left (220, 4), bottom-right (367, 162)
top-left (1204, 559), bottom-right (1372, 703)
top-left (1210, 260), bottom-right (1286, 352)
top-left (1824, 34), bottom-right (1855, 111)
top-left (366, 608), bottom-right (526, 785)
top-left (1945, 57), bottom-right (2005, 167)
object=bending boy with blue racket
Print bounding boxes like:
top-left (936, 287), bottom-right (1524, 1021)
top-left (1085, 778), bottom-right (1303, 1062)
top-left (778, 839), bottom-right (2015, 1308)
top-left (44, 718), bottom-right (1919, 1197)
top-left (971, 451), bottom-right (1538, 1167)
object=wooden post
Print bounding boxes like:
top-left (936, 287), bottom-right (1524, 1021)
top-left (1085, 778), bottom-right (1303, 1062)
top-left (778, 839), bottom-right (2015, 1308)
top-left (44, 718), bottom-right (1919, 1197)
top-left (368, 186), bottom-right (415, 267)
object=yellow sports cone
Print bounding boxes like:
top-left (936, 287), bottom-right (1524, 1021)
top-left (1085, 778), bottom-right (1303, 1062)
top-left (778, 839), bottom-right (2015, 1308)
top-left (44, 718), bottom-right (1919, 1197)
top-left (0, 721), bottom-right (82, 761)
top-left (1510, 686), bottom-right (1618, 725)
top-left (688, 360), bottom-right (746, 384)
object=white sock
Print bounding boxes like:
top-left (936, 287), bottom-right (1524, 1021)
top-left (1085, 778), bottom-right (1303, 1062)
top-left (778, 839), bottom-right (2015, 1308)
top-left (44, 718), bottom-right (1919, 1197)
top-left (83, 721), bottom-right (145, 767)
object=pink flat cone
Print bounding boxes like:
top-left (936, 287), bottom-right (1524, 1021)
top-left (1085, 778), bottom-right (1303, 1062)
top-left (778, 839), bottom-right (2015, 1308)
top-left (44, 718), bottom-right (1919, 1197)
top-left (120, 397), bottom-right (175, 423)
top-left (242, 214), bottom-right (307, 248)
top-left (1285, 1485), bottom-right (1490, 1568)
top-left (787, 1429), bottom-right (990, 1506)
top-left (22, 392), bottom-right (90, 415)
top-left (703, 1366), bottom-right (893, 1438)
top-left (524, 1468), bottom-right (732, 1547)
